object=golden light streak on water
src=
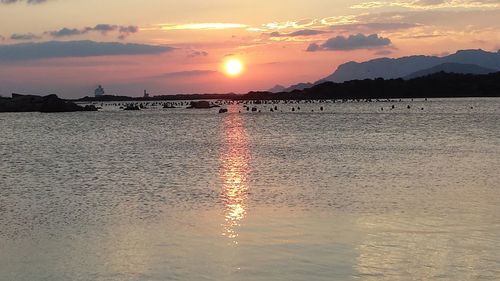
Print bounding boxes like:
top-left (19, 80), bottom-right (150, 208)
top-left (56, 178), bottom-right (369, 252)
top-left (219, 112), bottom-right (250, 243)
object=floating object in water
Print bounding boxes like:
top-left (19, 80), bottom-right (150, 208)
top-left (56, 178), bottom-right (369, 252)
top-left (124, 104), bottom-right (140, 111)
top-left (188, 101), bottom-right (217, 109)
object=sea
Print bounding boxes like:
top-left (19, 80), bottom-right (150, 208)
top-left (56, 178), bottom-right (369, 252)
top-left (0, 98), bottom-right (499, 281)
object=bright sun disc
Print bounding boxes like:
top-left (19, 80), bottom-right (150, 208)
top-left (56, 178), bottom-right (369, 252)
top-left (224, 59), bottom-right (244, 77)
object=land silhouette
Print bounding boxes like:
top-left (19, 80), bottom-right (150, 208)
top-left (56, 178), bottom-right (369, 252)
top-left (0, 94), bottom-right (97, 113)
top-left (77, 72), bottom-right (500, 103)
top-left (2, 70), bottom-right (499, 113)
top-left (317, 49), bottom-right (500, 83)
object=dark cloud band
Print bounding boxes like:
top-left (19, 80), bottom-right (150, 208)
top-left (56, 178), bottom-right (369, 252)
top-left (49, 24), bottom-right (140, 39)
top-left (8, 24), bottom-right (140, 41)
top-left (0, 40), bottom-right (174, 61)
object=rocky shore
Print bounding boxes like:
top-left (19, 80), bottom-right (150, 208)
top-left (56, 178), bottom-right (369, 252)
top-left (0, 94), bottom-right (97, 113)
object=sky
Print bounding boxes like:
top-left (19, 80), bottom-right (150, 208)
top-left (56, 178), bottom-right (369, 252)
top-left (0, 0), bottom-right (499, 98)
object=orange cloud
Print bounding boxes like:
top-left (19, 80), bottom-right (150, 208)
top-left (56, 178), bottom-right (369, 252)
top-left (159, 23), bottom-right (248, 31)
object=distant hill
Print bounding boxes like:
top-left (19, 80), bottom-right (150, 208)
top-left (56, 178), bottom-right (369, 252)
top-left (268, 85), bottom-right (286, 93)
top-left (319, 49), bottom-right (500, 83)
top-left (269, 82), bottom-right (314, 93)
top-left (286, 82), bottom-right (314, 91)
top-left (404, 63), bottom-right (496, 79)
top-left (244, 72), bottom-right (500, 100)
top-left (78, 72), bottom-right (500, 102)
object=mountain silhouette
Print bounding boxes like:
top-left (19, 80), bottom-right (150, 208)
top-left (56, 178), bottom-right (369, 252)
top-left (269, 82), bottom-right (314, 93)
top-left (403, 63), bottom-right (496, 80)
top-left (268, 84), bottom-right (286, 93)
top-left (318, 49), bottom-right (500, 83)
top-left (244, 72), bottom-right (500, 100)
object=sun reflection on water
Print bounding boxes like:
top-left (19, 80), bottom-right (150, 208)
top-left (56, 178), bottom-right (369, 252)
top-left (219, 112), bottom-right (250, 243)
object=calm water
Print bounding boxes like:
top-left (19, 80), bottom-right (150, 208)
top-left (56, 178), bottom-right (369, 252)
top-left (0, 98), bottom-right (499, 281)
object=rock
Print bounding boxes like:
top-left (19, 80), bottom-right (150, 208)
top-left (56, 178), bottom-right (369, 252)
top-left (0, 93), bottom-right (98, 113)
top-left (124, 104), bottom-right (140, 111)
top-left (219, 108), bottom-right (228, 114)
top-left (188, 101), bottom-right (220, 109)
top-left (188, 101), bottom-right (213, 109)
top-left (40, 94), bottom-right (82, 112)
top-left (83, 105), bottom-right (98, 111)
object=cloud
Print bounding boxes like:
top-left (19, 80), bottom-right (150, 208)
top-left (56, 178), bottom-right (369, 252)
top-left (87, 24), bottom-right (117, 34)
top-left (306, 33), bottom-right (391, 51)
top-left (306, 43), bottom-right (322, 52)
top-left (160, 23), bottom-right (248, 30)
top-left (48, 28), bottom-right (82, 37)
top-left (151, 70), bottom-right (218, 79)
top-left (351, 0), bottom-right (500, 9)
top-left (264, 22), bottom-right (417, 40)
top-left (330, 22), bottom-right (419, 32)
top-left (47, 24), bottom-right (140, 39)
top-left (0, 40), bottom-right (174, 62)
top-left (269, 29), bottom-right (327, 37)
top-left (356, 10), bottom-right (500, 36)
top-left (0, 0), bottom-right (47, 4)
top-left (259, 15), bottom-right (419, 36)
top-left (10, 33), bottom-right (40, 40)
top-left (118, 26), bottom-right (139, 40)
top-left (289, 29), bottom-right (328, 36)
top-left (263, 19), bottom-right (317, 30)
top-left (188, 50), bottom-right (209, 58)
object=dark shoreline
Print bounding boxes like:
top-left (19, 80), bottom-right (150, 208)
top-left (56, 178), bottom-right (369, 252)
top-left (73, 72), bottom-right (500, 102)
top-left (0, 94), bottom-right (97, 113)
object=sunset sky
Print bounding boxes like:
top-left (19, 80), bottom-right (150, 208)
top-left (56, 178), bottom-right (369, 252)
top-left (1, 0), bottom-right (499, 98)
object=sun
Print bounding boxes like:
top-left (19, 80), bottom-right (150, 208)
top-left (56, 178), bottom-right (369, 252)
top-left (224, 58), bottom-right (244, 77)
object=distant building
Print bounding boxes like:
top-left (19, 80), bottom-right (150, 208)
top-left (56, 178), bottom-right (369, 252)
top-left (95, 85), bottom-right (105, 97)
top-left (143, 90), bottom-right (150, 98)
